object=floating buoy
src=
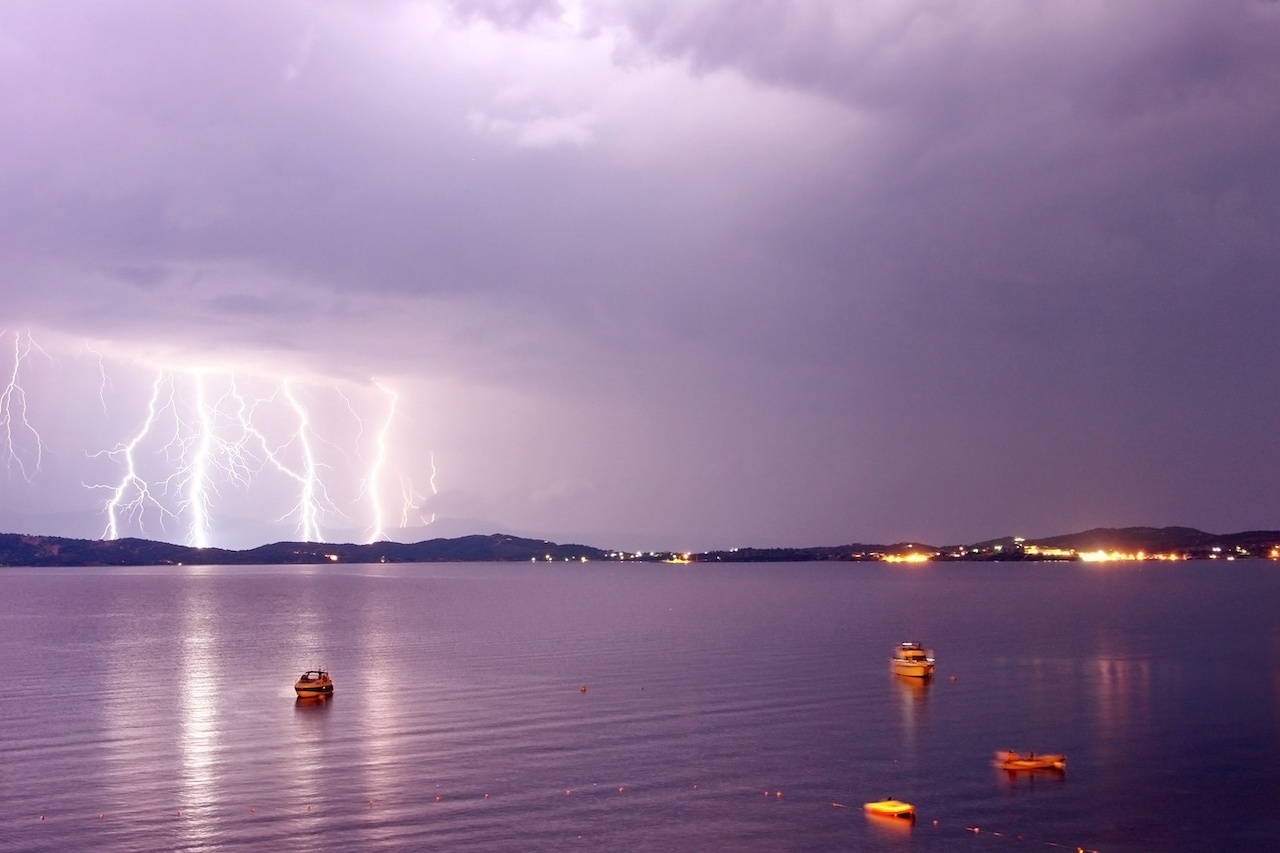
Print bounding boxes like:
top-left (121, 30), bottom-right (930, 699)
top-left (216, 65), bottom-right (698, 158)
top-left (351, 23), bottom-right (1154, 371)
top-left (579, 685), bottom-right (587, 693)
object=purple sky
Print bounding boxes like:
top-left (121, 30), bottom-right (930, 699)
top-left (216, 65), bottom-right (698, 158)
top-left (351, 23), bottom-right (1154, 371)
top-left (2, 0), bottom-right (1279, 550)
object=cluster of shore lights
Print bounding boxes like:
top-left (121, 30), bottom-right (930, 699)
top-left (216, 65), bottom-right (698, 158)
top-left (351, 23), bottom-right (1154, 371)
top-left (883, 552), bottom-right (930, 563)
top-left (1077, 550), bottom-right (1187, 562)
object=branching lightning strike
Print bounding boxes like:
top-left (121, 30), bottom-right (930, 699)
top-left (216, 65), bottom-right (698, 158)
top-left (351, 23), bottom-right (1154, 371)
top-left (92, 370), bottom-right (179, 540)
top-left (0, 331), bottom-right (49, 482)
top-left (4, 336), bottom-right (431, 548)
top-left (364, 382), bottom-right (398, 543)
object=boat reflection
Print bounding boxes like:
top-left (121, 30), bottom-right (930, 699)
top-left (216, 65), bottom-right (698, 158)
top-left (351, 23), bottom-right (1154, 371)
top-left (894, 672), bottom-right (930, 714)
top-left (894, 670), bottom-right (930, 751)
top-left (294, 694), bottom-right (333, 712)
top-left (894, 672), bottom-right (932, 693)
top-left (865, 808), bottom-right (915, 843)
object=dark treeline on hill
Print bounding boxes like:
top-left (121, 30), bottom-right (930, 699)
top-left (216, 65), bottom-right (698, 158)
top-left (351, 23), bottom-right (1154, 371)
top-left (1, 526), bottom-right (1279, 567)
top-left (0, 533), bottom-right (608, 567)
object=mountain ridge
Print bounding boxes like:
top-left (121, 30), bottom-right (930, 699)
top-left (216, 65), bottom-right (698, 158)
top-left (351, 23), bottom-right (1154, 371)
top-left (2, 526), bottom-right (1278, 566)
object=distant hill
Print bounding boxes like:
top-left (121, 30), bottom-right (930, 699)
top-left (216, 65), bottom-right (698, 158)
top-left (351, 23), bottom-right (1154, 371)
top-left (0, 533), bottom-right (607, 567)
top-left (1034, 526), bottom-right (1218, 552)
top-left (1, 526), bottom-right (1278, 567)
top-left (1030, 526), bottom-right (1280, 556)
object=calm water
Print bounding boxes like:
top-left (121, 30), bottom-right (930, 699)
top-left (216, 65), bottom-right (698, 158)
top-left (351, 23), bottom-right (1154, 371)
top-left (2, 560), bottom-right (1278, 852)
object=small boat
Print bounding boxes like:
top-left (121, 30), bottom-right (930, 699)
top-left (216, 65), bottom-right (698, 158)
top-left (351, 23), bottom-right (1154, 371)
top-left (294, 669), bottom-right (334, 697)
top-left (994, 750), bottom-right (1065, 771)
top-left (864, 798), bottom-right (915, 819)
top-left (891, 642), bottom-right (935, 678)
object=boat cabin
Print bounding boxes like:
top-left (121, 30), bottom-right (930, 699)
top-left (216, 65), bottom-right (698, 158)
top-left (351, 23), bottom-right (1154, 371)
top-left (894, 642), bottom-right (930, 661)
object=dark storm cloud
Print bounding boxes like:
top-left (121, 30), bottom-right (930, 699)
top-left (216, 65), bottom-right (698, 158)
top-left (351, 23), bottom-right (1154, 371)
top-left (1, 0), bottom-right (747, 332)
top-left (1, 1), bottom-right (1278, 548)
top-left (576, 0), bottom-right (1280, 540)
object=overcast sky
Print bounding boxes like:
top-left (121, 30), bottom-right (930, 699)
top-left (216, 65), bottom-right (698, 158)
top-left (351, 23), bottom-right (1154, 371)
top-left (1, 0), bottom-right (1278, 551)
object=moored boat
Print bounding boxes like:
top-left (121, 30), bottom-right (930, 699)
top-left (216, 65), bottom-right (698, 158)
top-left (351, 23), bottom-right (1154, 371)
top-left (294, 669), bottom-right (334, 697)
top-left (994, 750), bottom-right (1065, 771)
top-left (864, 798), bottom-right (915, 819)
top-left (891, 642), bottom-right (935, 678)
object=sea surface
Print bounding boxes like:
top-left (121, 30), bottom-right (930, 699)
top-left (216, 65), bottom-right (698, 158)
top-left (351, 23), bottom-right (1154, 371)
top-left (2, 560), bottom-right (1278, 852)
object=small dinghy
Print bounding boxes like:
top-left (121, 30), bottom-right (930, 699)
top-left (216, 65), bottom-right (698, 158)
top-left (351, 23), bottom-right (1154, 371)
top-left (994, 750), bottom-right (1065, 771)
top-left (864, 798), bottom-right (915, 819)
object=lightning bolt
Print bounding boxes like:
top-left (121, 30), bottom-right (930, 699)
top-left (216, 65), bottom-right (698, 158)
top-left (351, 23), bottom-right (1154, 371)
top-left (234, 381), bottom-right (329, 542)
top-left (423, 451), bottom-right (439, 525)
top-left (284, 383), bottom-right (326, 541)
top-left (185, 375), bottom-right (215, 548)
top-left (0, 330), bottom-right (49, 481)
top-left (86, 343), bottom-right (111, 415)
top-left (364, 382), bottom-right (398, 543)
top-left (400, 475), bottom-right (427, 528)
top-left (397, 451), bottom-right (437, 527)
top-left (92, 369), bottom-right (178, 540)
top-left (93, 370), bottom-right (257, 546)
top-left (174, 373), bottom-right (276, 548)
top-left (214, 375), bottom-right (262, 487)
top-left (63, 340), bottom-right (437, 547)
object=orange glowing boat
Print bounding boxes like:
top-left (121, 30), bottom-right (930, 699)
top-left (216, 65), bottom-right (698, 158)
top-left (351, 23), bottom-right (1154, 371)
top-left (891, 642), bottom-right (935, 678)
top-left (294, 669), bottom-right (334, 697)
top-left (864, 798), bottom-right (916, 819)
top-left (994, 750), bottom-right (1065, 771)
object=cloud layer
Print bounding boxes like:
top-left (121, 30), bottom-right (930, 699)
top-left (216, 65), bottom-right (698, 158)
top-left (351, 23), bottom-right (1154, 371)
top-left (1, 1), bottom-right (1278, 549)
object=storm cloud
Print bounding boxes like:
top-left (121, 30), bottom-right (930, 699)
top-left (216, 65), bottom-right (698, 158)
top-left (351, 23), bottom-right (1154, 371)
top-left (1, 0), bottom-right (1278, 549)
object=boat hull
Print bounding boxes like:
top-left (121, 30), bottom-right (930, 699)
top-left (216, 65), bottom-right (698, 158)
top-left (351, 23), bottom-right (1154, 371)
top-left (994, 750), bottom-right (1065, 771)
top-left (294, 684), bottom-right (334, 696)
top-left (891, 661), bottom-right (935, 678)
top-left (864, 799), bottom-right (915, 819)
